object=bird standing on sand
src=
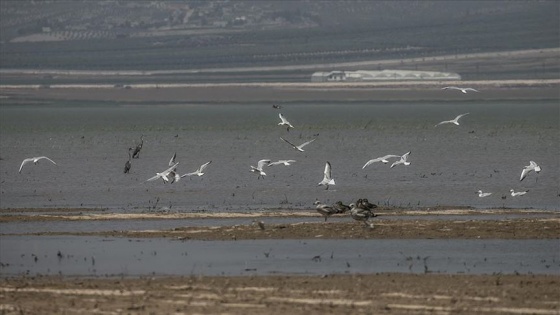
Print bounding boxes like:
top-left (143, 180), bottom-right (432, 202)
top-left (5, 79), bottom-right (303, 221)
top-left (358, 198), bottom-right (378, 211)
top-left (332, 201), bottom-right (351, 213)
top-left (314, 200), bottom-right (337, 221)
top-left (520, 160), bottom-right (541, 181)
top-left (19, 156), bottom-right (57, 173)
top-left (435, 113), bottom-right (469, 127)
top-left (278, 113), bottom-right (294, 131)
top-left (349, 203), bottom-right (375, 228)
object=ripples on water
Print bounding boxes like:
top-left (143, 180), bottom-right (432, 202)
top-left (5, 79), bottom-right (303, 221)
top-left (1, 101), bottom-right (558, 211)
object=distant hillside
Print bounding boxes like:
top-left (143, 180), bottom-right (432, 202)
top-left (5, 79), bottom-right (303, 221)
top-left (0, 1), bottom-right (558, 79)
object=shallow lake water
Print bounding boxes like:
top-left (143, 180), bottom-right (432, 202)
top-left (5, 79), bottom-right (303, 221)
top-left (1, 100), bottom-right (558, 211)
top-left (1, 236), bottom-right (558, 277)
top-left (1, 100), bottom-right (559, 278)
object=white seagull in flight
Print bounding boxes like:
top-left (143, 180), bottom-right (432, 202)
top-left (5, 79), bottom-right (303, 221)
top-left (435, 113), bottom-right (469, 127)
top-left (278, 113), bottom-right (294, 131)
top-left (318, 161), bottom-right (335, 189)
top-left (390, 151), bottom-right (411, 168)
top-left (181, 161), bottom-right (212, 177)
top-left (268, 159), bottom-right (296, 166)
top-left (520, 160), bottom-right (541, 181)
top-left (441, 86), bottom-right (479, 94)
top-left (19, 156), bottom-right (57, 173)
top-left (250, 159), bottom-right (271, 178)
top-left (510, 189), bottom-right (528, 197)
top-left (280, 137), bottom-right (316, 152)
top-left (362, 154), bottom-right (400, 169)
top-left (169, 152), bottom-right (177, 166)
top-left (147, 162), bottom-right (180, 183)
top-left (477, 190), bottom-right (492, 198)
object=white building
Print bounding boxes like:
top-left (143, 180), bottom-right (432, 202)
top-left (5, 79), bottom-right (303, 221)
top-left (311, 70), bottom-right (461, 82)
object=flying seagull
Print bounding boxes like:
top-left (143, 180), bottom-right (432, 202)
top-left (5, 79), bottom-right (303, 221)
top-left (268, 159), bottom-right (296, 166)
top-left (477, 190), bottom-right (492, 198)
top-left (169, 152), bottom-right (177, 166)
top-left (19, 156), bottom-right (57, 173)
top-left (146, 162), bottom-right (179, 183)
top-left (362, 154), bottom-right (400, 169)
top-left (435, 113), bottom-right (469, 127)
top-left (520, 160), bottom-right (541, 181)
top-left (181, 161), bottom-right (212, 177)
top-left (510, 189), bottom-right (528, 197)
top-left (280, 137), bottom-right (316, 152)
top-left (441, 86), bottom-right (479, 94)
top-left (390, 151), bottom-right (411, 168)
top-left (313, 200), bottom-right (337, 221)
top-left (278, 113), bottom-right (294, 131)
top-left (250, 159), bottom-right (271, 179)
top-left (318, 161), bottom-right (335, 189)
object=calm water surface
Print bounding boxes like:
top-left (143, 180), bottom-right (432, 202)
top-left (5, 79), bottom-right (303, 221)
top-left (1, 100), bottom-right (558, 211)
top-left (1, 236), bottom-right (558, 276)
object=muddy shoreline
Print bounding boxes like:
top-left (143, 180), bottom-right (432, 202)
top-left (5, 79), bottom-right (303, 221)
top-left (2, 208), bottom-right (559, 240)
top-left (1, 274), bottom-right (558, 314)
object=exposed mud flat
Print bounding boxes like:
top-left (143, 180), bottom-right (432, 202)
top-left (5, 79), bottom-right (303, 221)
top-left (2, 208), bottom-right (559, 240)
top-left (1, 274), bottom-right (558, 314)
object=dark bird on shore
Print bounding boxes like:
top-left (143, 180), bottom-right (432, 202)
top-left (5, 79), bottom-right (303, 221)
top-left (124, 148), bottom-right (132, 174)
top-left (272, 104), bottom-right (282, 109)
top-left (332, 201), bottom-right (351, 213)
top-left (358, 198), bottom-right (378, 211)
top-left (132, 135), bottom-right (144, 159)
top-left (349, 203), bottom-right (375, 228)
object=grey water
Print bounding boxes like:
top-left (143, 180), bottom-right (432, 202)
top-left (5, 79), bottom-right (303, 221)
top-left (1, 100), bottom-right (558, 211)
top-left (0, 236), bottom-right (558, 277)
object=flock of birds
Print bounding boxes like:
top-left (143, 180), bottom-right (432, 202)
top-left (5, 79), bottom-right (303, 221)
top-left (314, 198), bottom-right (378, 228)
top-left (17, 86), bottom-right (544, 226)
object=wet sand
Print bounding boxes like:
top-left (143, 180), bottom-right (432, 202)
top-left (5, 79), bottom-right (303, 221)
top-left (1, 274), bottom-right (558, 314)
top-left (2, 208), bottom-right (559, 240)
